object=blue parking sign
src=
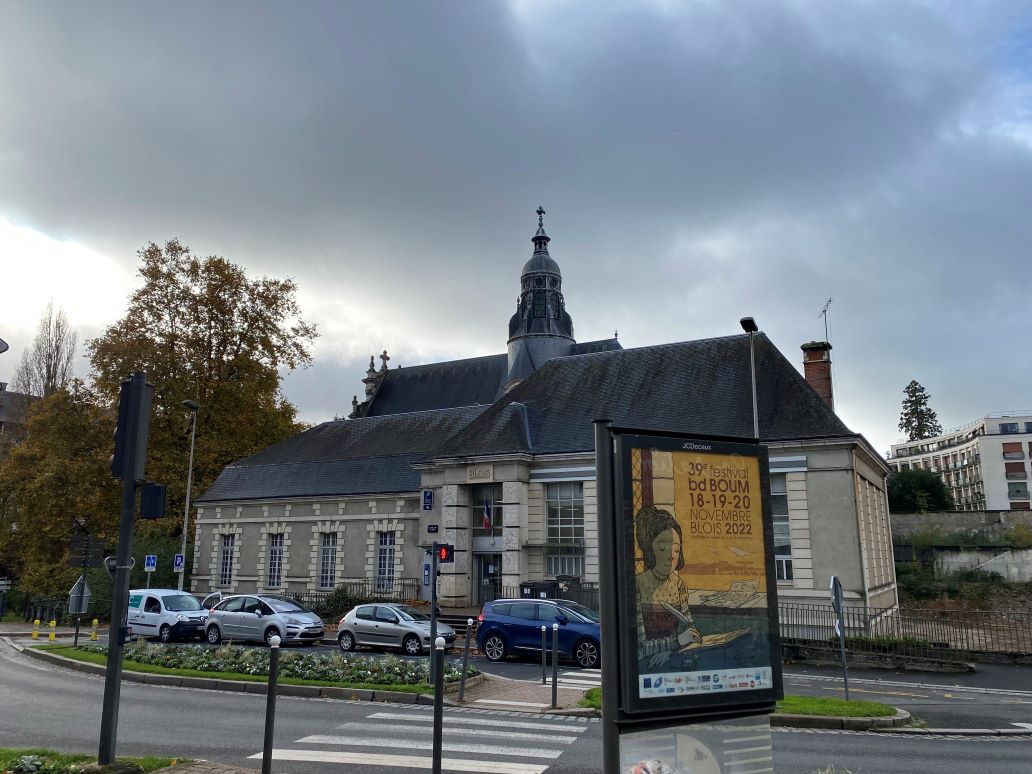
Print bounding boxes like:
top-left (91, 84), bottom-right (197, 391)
top-left (144, 554), bottom-right (157, 572)
top-left (422, 488), bottom-right (434, 511)
top-left (173, 553), bottom-right (184, 572)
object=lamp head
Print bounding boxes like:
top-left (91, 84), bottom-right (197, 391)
top-left (739, 317), bottom-right (758, 334)
top-left (182, 399), bottom-right (201, 412)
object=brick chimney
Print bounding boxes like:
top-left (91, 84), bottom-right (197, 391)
top-left (801, 341), bottom-right (834, 410)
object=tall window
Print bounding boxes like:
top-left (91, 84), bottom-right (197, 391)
top-left (546, 482), bottom-right (584, 577)
top-left (1008, 482), bottom-right (1030, 499)
top-left (472, 484), bottom-right (503, 538)
top-left (266, 533), bottom-right (284, 588)
top-left (771, 474), bottom-right (793, 581)
top-left (219, 534), bottom-right (234, 586)
top-left (376, 532), bottom-right (396, 592)
top-left (319, 532), bottom-right (337, 589)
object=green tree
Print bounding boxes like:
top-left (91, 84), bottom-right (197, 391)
top-left (888, 468), bottom-right (954, 513)
top-left (898, 380), bottom-right (943, 441)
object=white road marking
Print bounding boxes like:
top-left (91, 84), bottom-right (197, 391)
top-left (298, 734), bottom-right (564, 759)
top-left (367, 712), bottom-right (587, 732)
top-left (1010, 722), bottom-right (1032, 730)
top-left (250, 749), bottom-right (548, 774)
top-left (784, 672), bottom-right (1032, 698)
top-left (329, 721), bottom-right (578, 743)
top-left (472, 698), bottom-right (551, 708)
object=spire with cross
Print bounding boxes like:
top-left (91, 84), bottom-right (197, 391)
top-left (379, 349), bottom-right (390, 372)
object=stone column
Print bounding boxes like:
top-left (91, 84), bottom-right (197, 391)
top-left (440, 484), bottom-right (470, 606)
top-left (502, 480), bottom-right (526, 590)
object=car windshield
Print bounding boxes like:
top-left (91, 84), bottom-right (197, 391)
top-left (264, 597), bottom-right (309, 614)
top-left (561, 603), bottom-right (600, 623)
top-left (161, 595), bottom-right (202, 612)
top-left (395, 605), bottom-right (430, 622)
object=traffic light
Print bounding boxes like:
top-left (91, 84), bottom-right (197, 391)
top-left (109, 374), bottom-right (154, 481)
top-left (437, 543), bottom-right (455, 564)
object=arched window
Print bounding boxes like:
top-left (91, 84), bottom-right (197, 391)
top-left (533, 291), bottom-right (546, 318)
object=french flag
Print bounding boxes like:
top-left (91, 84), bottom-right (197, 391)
top-left (483, 501), bottom-right (492, 531)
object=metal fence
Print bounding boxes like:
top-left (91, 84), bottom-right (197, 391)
top-left (779, 602), bottom-right (1032, 659)
top-left (497, 583), bottom-right (600, 610)
top-left (289, 577), bottom-right (422, 611)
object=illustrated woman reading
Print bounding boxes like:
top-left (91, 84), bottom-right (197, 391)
top-left (634, 505), bottom-right (702, 672)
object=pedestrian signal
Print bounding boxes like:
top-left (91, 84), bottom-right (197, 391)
top-left (437, 544), bottom-right (455, 564)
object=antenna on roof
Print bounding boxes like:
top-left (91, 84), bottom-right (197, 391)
top-left (818, 297), bottom-right (833, 342)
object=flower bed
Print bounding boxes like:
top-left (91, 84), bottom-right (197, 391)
top-left (76, 642), bottom-right (478, 686)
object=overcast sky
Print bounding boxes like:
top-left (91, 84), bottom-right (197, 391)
top-left (2, 0), bottom-right (1031, 456)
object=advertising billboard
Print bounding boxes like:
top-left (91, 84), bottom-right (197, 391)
top-left (614, 431), bottom-right (783, 716)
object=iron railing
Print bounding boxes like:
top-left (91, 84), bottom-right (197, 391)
top-left (779, 602), bottom-right (1032, 658)
top-left (289, 577), bottom-right (422, 611)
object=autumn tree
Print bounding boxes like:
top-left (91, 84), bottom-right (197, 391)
top-left (898, 380), bottom-right (943, 441)
top-left (1, 239), bottom-right (316, 592)
top-left (12, 301), bottom-right (79, 397)
top-left (87, 238), bottom-right (318, 539)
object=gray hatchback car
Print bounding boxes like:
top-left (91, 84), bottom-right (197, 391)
top-left (337, 603), bottom-right (456, 655)
top-left (205, 594), bottom-right (324, 646)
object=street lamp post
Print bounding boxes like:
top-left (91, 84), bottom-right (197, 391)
top-left (740, 317), bottom-right (759, 439)
top-left (178, 400), bottom-right (201, 592)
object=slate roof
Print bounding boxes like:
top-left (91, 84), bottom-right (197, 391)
top-left (196, 405), bottom-right (488, 503)
top-left (569, 338), bottom-right (623, 355)
top-left (435, 333), bottom-right (853, 458)
top-left (364, 354), bottom-right (508, 416)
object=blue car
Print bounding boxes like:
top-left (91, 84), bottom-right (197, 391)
top-left (476, 598), bottom-right (601, 668)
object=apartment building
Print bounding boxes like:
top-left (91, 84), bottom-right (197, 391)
top-left (888, 413), bottom-right (1032, 511)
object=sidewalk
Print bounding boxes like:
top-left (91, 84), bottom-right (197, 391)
top-left (455, 671), bottom-right (590, 713)
top-left (0, 621), bottom-right (102, 638)
top-left (153, 764), bottom-right (256, 774)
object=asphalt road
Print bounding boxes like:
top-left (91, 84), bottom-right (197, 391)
top-left (4, 638), bottom-right (1032, 772)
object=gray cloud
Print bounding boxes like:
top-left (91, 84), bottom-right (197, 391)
top-left (3, 0), bottom-right (1031, 453)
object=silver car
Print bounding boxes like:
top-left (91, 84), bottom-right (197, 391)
top-left (337, 603), bottom-right (456, 656)
top-left (205, 594), bottom-right (325, 646)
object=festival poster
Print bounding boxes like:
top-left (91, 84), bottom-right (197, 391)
top-left (619, 435), bottom-right (781, 710)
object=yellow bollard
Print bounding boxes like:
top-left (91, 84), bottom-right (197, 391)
top-left (49, 619), bottom-right (57, 641)
top-left (91, 618), bottom-right (99, 641)
top-left (32, 618), bottom-right (40, 639)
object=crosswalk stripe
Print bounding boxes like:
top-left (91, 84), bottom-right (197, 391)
top-left (473, 698), bottom-right (550, 708)
top-left (561, 670), bottom-right (600, 677)
top-left (249, 749), bottom-right (549, 774)
top-left (298, 734), bottom-right (564, 759)
top-left (329, 721), bottom-right (579, 743)
top-left (555, 679), bottom-right (600, 687)
top-left (367, 712), bottom-right (587, 732)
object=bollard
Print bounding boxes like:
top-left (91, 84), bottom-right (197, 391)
top-left (458, 618), bottom-right (473, 702)
top-left (541, 625), bottom-right (547, 684)
top-left (261, 634), bottom-right (282, 774)
top-left (551, 622), bottom-right (559, 709)
top-left (432, 636), bottom-right (446, 774)
top-left (32, 619), bottom-right (40, 640)
top-left (91, 619), bottom-right (99, 641)
top-left (49, 619), bottom-right (57, 641)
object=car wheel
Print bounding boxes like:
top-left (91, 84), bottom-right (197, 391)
top-left (158, 624), bottom-right (172, 644)
top-left (402, 634), bottom-right (422, 656)
top-left (574, 638), bottom-right (600, 669)
top-left (264, 627), bottom-right (282, 647)
top-left (205, 625), bottom-right (221, 645)
top-left (338, 630), bottom-right (356, 652)
top-left (483, 633), bottom-right (507, 662)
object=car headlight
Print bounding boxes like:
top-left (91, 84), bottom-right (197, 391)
top-left (176, 614), bottom-right (187, 622)
top-left (285, 617), bottom-right (301, 625)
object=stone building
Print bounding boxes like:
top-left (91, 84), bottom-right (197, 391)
top-left (193, 211), bottom-right (896, 612)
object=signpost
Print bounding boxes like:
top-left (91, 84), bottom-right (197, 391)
top-left (144, 555), bottom-right (157, 588)
top-left (0, 577), bottom-right (11, 620)
top-left (831, 575), bottom-right (850, 700)
top-left (594, 422), bottom-right (783, 773)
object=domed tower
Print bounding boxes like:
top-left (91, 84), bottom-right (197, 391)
top-left (505, 207), bottom-right (575, 389)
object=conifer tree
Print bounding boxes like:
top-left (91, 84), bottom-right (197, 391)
top-left (898, 380), bottom-right (943, 441)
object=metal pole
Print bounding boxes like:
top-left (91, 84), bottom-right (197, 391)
top-left (593, 419), bottom-right (620, 774)
top-left (99, 371), bottom-right (150, 766)
top-left (458, 619), bottom-right (472, 702)
top-left (551, 622), bottom-right (559, 709)
top-left (748, 330), bottom-right (759, 439)
top-left (74, 615), bottom-right (81, 647)
top-left (430, 541), bottom-right (438, 686)
top-left (541, 625), bottom-right (547, 684)
top-left (178, 408), bottom-right (197, 592)
top-left (431, 636), bottom-right (446, 774)
top-left (262, 635), bottom-right (281, 774)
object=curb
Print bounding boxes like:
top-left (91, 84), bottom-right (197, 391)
top-left (771, 709), bottom-right (911, 730)
top-left (872, 726), bottom-right (1032, 737)
top-left (17, 643), bottom-right (479, 706)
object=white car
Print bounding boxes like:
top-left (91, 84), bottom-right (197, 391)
top-left (127, 588), bottom-right (208, 643)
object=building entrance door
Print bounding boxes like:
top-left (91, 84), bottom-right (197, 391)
top-left (476, 553), bottom-right (502, 606)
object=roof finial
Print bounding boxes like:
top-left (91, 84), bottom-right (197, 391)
top-left (536, 206), bottom-right (546, 228)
